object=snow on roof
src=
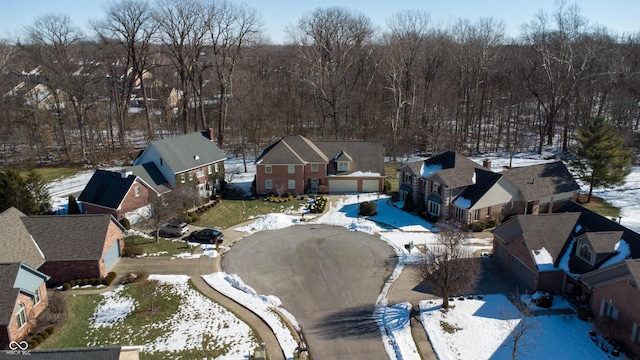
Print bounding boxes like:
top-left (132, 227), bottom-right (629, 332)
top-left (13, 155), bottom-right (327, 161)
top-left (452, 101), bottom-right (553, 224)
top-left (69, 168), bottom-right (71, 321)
top-left (453, 196), bottom-right (471, 209)
top-left (344, 171), bottom-right (381, 177)
top-left (598, 240), bottom-right (631, 269)
top-left (532, 247), bottom-right (556, 272)
top-left (420, 163), bottom-right (442, 178)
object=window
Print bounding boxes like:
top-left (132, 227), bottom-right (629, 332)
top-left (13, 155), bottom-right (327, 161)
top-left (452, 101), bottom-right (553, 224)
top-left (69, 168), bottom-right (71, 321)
top-left (288, 165), bottom-right (295, 174)
top-left (32, 288), bottom-right (41, 305)
top-left (197, 169), bottom-right (205, 177)
top-left (432, 182), bottom-right (441, 194)
top-left (428, 201), bottom-right (440, 216)
top-left (214, 163), bottom-right (220, 172)
top-left (265, 180), bottom-right (273, 189)
top-left (454, 207), bottom-right (465, 220)
top-left (473, 209), bottom-right (481, 221)
top-left (134, 186), bottom-right (140, 197)
top-left (208, 165), bottom-right (213, 174)
top-left (265, 165), bottom-right (272, 174)
top-left (188, 172), bottom-right (194, 181)
top-left (180, 174), bottom-right (186, 183)
top-left (600, 300), bottom-right (618, 320)
top-left (337, 161), bottom-right (350, 171)
top-left (15, 303), bottom-right (26, 328)
top-left (404, 173), bottom-right (412, 183)
top-left (311, 163), bottom-right (318, 172)
top-left (288, 180), bottom-right (296, 189)
top-left (633, 323), bottom-right (640, 344)
top-left (578, 244), bottom-right (593, 264)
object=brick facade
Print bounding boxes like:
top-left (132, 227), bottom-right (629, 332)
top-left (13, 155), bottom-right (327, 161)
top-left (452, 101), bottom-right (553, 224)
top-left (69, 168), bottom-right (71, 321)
top-left (2, 282), bottom-right (48, 349)
top-left (256, 164), bottom-right (317, 195)
top-left (591, 281), bottom-right (640, 357)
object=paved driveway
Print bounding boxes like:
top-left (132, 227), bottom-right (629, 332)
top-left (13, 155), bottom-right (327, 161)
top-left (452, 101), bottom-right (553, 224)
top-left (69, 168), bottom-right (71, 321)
top-left (221, 224), bottom-right (397, 360)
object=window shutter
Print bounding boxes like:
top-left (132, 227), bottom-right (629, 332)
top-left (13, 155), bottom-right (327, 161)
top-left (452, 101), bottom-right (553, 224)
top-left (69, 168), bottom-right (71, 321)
top-left (599, 299), bottom-right (605, 316)
top-left (632, 323), bottom-right (637, 341)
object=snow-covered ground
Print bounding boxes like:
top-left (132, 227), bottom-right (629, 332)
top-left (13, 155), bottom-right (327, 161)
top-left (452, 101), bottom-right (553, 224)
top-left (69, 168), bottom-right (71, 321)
top-left (86, 275), bottom-right (258, 358)
top-left (46, 152), bottom-right (640, 359)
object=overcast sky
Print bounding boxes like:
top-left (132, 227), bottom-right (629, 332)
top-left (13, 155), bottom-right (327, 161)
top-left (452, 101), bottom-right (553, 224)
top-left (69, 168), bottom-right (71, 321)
top-left (1, 0), bottom-right (638, 43)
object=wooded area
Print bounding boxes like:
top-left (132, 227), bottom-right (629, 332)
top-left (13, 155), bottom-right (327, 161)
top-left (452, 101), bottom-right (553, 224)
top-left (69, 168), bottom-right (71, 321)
top-left (1, 0), bottom-right (639, 166)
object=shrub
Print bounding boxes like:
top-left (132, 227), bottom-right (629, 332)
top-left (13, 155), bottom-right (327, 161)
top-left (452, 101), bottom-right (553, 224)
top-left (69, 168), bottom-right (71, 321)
top-left (403, 195), bottom-right (415, 212)
top-left (81, 279), bottom-right (90, 286)
top-left (103, 272), bottom-right (117, 285)
top-left (69, 280), bottom-right (76, 287)
top-left (33, 335), bottom-right (43, 344)
top-left (39, 331), bottom-right (49, 340)
top-left (469, 222), bottom-right (486, 232)
top-left (62, 283), bottom-right (71, 291)
top-left (123, 245), bottom-right (143, 257)
top-left (486, 219), bottom-right (497, 228)
top-left (531, 291), bottom-right (553, 308)
top-left (185, 216), bottom-right (193, 223)
top-left (45, 326), bottom-right (55, 335)
top-left (383, 180), bottom-right (391, 194)
top-left (359, 201), bottom-right (378, 216)
top-left (119, 217), bottom-right (131, 230)
top-left (27, 340), bottom-right (37, 349)
top-left (577, 308), bottom-right (593, 321)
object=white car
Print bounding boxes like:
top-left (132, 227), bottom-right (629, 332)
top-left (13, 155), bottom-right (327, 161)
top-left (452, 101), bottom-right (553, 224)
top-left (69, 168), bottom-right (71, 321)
top-left (159, 221), bottom-right (189, 237)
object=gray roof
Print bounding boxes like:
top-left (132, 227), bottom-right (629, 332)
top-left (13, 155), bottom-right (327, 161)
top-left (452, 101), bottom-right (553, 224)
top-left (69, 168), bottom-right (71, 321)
top-left (454, 169), bottom-right (503, 208)
top-left (0, 263), bottom-right (21, 326)
top-left (137, 131), bottom-right (225, 173)
top-left (78, 169), bottom-right (136, 209)
top-left (399, 161), bottom-right (423, 175)
top-left (256, 135), bottom-right (384, 175)
top-left (502, 161), bottom-right (579, 201)
top-left (25, 347), bottom-right (124, 360)
top-left (127, 162), bottom-right (171, 194)
top-left (422, 151), bottom-right (484, 188)
top-left (628, 259), bottom-right (640, 287)
top-left (583, 231), bottom-right (623, 254)
top-left (582, 259), bottom-right (640, 291)
top-left (0, 207), bottom-right (45, 269)
top-left (22, 214), bottom-right (122, 261)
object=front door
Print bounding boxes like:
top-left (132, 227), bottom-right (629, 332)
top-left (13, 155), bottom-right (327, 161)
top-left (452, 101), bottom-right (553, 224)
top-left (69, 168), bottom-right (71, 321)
top-left (310, 178), bottom-right (319, 191)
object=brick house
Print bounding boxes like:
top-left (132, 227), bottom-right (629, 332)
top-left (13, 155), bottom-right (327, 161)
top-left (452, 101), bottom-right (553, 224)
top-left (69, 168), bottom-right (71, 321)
top-left (0, 263), bottom-right (49, 349)
top-left (255, 135), bottom-right (384, 195)
top-left (582, 260), bottom-right (640, 356)
top-left (398, 152), bottom-right (579, 226)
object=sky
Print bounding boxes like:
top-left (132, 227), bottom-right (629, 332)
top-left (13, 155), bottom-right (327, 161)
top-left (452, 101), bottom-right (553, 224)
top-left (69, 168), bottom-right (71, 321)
top-left (1, 0), bottom-right (639, 44)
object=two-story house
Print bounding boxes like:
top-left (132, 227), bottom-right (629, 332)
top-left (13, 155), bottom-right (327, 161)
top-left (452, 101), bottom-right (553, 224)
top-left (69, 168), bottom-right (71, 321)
top-left (255, 135), bottom-right (384, 195)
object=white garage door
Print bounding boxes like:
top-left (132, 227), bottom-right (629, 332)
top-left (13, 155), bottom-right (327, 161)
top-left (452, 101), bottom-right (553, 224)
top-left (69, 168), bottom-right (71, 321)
top-left (329, 179), bottom-right (358, 193)
top-left (104, 240), bottom-right (121, 271)
top-left (362, 179), bottom-right (380, 192)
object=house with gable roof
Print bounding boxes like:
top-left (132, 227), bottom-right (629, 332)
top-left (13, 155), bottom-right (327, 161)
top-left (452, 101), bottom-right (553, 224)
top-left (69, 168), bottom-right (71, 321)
top-left (79, 128), bottom-right (225, 221)
top-left (0, 263), bottom-right (49, 350)
top-left (254, 135), bottom-right (384, 195)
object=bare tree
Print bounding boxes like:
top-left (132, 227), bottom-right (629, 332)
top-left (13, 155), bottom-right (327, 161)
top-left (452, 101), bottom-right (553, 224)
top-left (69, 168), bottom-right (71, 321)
top-left (420, 230), bottom-right (479, 308)
top-left (504, 292), bottom-right (537, 360)
top-left (145, 189), bottom-right (184, 242)
top-left (136, 278), bottom-right (163, 312)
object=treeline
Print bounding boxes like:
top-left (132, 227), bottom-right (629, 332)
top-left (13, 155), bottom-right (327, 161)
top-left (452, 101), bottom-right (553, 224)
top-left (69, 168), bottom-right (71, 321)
top-left (1, 0), bottom-right (639, 166)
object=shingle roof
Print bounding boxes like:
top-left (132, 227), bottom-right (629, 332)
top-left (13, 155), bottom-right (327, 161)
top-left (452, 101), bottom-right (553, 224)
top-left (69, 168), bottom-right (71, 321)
top-left (256, 135), bottom-right (384, 175)
top-left (453, 168), bottom-right (503, 208)
top-left (502, 161), bottom-right (579, 201)
top-left (26, 347), bottom-right (123, 360)
top-left (0, 207), bottom-right (45, 269)
top-left (514, 212), bottom-right (581, 266)
top-left (138, 131), bottom-right (225, 173)
top-left (127, 162), bottom-right (171, 195)
top-left (78, 169), bottom-right (136, 209)
top-left (21, 214), bottom-right (120, 261)
top-left (584, 231), bottom-right (623, 254)
top-left (422, 151), bottom-right (484, 188)
top-left (555, 201), bottom-right (640, 259)
top-left (0, 263), bottom-right (21, 326)
top-left (628, 259), bottom-right (640, 287)
top-left (400, 161), bottom-right (423, 175)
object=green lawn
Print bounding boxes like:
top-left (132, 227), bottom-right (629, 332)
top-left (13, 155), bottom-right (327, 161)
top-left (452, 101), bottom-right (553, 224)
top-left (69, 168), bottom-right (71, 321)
top-left (385, 161), bottom-right (401, 192)
top-left (124, 235), bottom-right (193, 256)
top-left (576, 194), bottom-right (621, 218)
top-left (33, 167), bottom-right (87, 183)
top-left (194, 198), bottom-right (307, 229)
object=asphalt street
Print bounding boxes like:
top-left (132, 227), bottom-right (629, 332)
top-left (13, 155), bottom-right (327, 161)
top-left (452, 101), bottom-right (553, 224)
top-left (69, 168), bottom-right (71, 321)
top-left (222, 224), bottom-right (398, 360)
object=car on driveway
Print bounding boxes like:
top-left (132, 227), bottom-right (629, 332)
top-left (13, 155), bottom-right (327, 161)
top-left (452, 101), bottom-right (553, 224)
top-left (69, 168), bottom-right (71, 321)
top-left (159, 221), bottom-right (189, 237)
top-left (187, 228), bottom-right (224, 244)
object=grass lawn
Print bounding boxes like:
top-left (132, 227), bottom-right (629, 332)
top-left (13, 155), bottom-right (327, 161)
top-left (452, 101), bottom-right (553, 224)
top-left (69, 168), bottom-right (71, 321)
top-left (576, 194), bottom-right (621, 218)
top-left (33, 167), bottom-right (86, 183)
top-left (385, 161), bottom-right (401, 192)
top-left (194, 198), bottom-right (307, 229)
top-left (124, 235), bottom-right (193, 256)
top-left (41, 281), bottom-right (252, 359)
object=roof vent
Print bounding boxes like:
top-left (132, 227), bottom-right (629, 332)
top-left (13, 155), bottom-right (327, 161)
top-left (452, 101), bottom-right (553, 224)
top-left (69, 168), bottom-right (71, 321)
top-left (194, 155), bottom-right (200, 160)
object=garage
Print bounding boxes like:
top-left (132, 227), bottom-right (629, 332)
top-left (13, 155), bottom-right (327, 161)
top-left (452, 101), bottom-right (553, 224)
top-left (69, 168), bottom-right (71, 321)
top-left (509, 255), bottom-right (536, 290)
top-left (362, 179), bottom-right (381, 192)
top-left (494, 242), bottom-right (508, 266)
top-left (103, 239), bottom-right (121, 271)
top-left (328, 178), bottom-right (358, 193)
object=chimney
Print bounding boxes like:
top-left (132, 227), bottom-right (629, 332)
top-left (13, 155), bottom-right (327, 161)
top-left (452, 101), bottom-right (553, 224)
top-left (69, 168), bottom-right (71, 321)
top-left (482, 159), bottom-right (491, 170)
top-left (121, 170), bottom-right (133, 178)
top-left (207, 127), bottom-right (215, 141)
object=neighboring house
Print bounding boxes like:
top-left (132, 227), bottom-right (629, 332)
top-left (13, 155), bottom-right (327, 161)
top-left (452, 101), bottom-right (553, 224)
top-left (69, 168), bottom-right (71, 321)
top-left (582, 259), bottom-right (640, 356)
top-left (132, 128), bottom-right (225, 198)
top-left (398, 152), bottom-right (579, 226)
top-left (0, 263), bottom-right (49, 349)
top-left (0, 207), bottom-right (125, 285)
top-left (255, 135), bottom-right (384, 195)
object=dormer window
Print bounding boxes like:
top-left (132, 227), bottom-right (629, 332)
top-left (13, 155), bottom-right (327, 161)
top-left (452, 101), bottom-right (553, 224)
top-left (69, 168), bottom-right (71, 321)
top-left (432, 182), bottom-right (441, 194)
top-left (577, 244), bottom-right (593, 264)
top-left (337, 161), bottom-right (350, 171)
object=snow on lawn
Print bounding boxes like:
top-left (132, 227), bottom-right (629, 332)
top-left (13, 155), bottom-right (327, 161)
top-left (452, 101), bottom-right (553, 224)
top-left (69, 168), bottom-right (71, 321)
top-left (202, 272), bottom-right (300, 359)
top-left (420, 294), bottom-right (606, 360)
top-left (374, 302), bottom-right (420, 360)
top-left (87, 275), bottom-right (257, 358)
top-left (235, 213), bottom-right (301, 234)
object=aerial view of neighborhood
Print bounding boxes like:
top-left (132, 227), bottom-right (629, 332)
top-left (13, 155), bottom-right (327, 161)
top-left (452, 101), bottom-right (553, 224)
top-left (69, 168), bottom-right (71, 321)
top-left (2, 0), bottom-right (640, 359)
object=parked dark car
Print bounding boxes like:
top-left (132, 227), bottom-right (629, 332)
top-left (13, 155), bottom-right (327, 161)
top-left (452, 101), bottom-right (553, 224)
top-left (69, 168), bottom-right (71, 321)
top-left (187, 228), bottom-right (224, 244)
